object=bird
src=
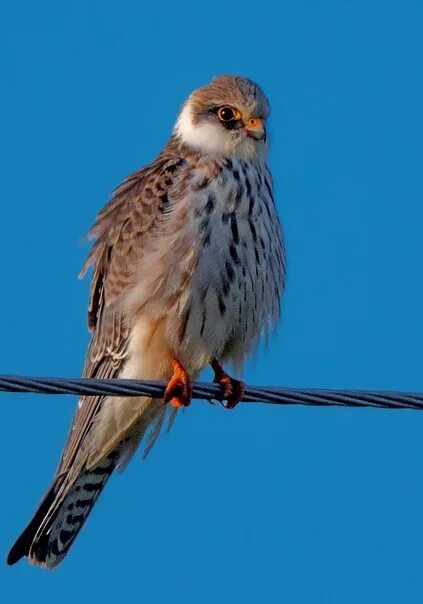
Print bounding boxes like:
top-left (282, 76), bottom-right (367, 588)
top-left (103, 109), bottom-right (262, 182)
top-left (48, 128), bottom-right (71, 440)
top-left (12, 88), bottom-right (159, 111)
top-left (7, 75), bottom-right (285, 569)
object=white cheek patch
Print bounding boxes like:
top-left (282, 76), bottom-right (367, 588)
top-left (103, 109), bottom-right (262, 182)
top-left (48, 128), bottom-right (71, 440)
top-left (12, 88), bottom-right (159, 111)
top-left (174, 103), bottom-right (235, 155)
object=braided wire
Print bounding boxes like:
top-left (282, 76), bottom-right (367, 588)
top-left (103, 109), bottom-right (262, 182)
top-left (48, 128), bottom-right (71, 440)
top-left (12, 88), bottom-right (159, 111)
top-left (0, 375), bottom-right (422, 410)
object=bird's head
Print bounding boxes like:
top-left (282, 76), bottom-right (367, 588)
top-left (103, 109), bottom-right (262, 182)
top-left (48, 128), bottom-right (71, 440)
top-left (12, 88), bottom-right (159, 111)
top-left (174, 75), bottom-right (270, 160)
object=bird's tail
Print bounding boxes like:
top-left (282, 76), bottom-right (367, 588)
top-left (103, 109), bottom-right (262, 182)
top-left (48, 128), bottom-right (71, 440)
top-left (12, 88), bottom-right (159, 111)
top-left (7, 454), bottom-right (116, 569)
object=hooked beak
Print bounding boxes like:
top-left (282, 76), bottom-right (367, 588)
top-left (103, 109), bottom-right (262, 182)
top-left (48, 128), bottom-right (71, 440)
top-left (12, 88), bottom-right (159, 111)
top-left (244, 117), bottom-right (265, 141)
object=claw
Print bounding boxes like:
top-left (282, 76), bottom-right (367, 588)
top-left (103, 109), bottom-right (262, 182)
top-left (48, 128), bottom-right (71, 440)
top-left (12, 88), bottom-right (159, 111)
top-left (164, 359), bottom-right (192, 408)
top-left (211, 359), bottom-right (245, 409)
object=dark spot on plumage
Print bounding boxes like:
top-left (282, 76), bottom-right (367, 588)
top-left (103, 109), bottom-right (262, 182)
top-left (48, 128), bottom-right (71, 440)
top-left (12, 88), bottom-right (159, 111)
top-left (222, 212), bottom-right (231, 224)
top-left (264, 177), bottom-right (273, 201)
top-left (164, 158), bottom-right (185, 175)
top-left (75, 486), bottom-right (81, 493)
top-left (245, 175), bottom-right (252, 197)
top-left (71, 513), bottom-right (85, 525)
top-left (268, 259), bottom-right (279, 290)
top-left (262, 217), bottom-right (273, 245)
top-left (179, 306), bottom-right (191, 342)
top-left (91, 465), bottom-right (110, 476)
top-left (235, 181), bottom-right (243, 209)
top-left (60, 529), bottom-right (73, 546)
top-left (193, 175), bottom-right (211, 191)
top-left (225, 158), bottom-right (233, 170)
top-left (199, 216), bottom-right (210, 233)
top-left (255, 202), bottom-right (263, 217)
top-left (159, 193), bottom-right (168, 206)
top-left (226, 259), bottom-right (235, 282)
top-left (66, 514), bottom-right (73, 525)
top-left (222, 278), bottom-right (230, 297)
top-left (67, 503), bottom-right (74, 511)
top-left (257, 189), bottom-right (271, 217)
top-left (248, 195), bottom-right (255, 216)
top-left (200, 284), bottom-right (210, 302)
top-left (232, 169), bottom-right (240, 181)
top-left (200, 313), bottom-right (206, 336)
top-left (218, 294), bottom-right (226, 316)
top-left (229, 243), bottom-right (241, 265)
top-left (276, 243), bottom-right (284, 264)
top-left (164, 177), bottom-right (172, 187)
top-left (242, 266), bottom-right (246, 278)
top-left (276, 294), bottom-right (281, 316)
top-left (144, 187), bottom-right (154, 200)
top-left (249, 219), bottom-right (257, 242)
top-left (230, 216), bottom-right (239, 244)
top-left (205, 192), bottom-right (216, 214)
top-left (75, 498), bottom-right (92, 508)
top-left (259, 236), bottom-right (266, 251)
top-left (203, 230), bottom-right (211, 246)
top-left (83, 482), bottom-right (101, 492)
top-left (165, 163), bottom-right (178, 174)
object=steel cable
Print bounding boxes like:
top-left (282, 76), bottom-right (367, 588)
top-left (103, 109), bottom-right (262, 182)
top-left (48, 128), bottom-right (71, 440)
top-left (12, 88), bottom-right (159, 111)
top-left (0, 375), bottom-right (422, 410)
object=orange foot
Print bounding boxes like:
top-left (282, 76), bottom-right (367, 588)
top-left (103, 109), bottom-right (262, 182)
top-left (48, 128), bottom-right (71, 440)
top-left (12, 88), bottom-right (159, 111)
top-left (164, 359), bottom-right (192, 408)
top-left (211, 359), bottom-right (245, 409)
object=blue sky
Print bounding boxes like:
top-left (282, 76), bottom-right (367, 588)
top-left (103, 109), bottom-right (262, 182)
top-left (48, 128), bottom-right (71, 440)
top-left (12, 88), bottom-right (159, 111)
top-left (1, 0), bottom-right (423, 602)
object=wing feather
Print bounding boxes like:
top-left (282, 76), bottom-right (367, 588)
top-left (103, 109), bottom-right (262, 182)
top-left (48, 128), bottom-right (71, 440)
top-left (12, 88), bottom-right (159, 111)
top-left (56, 153), bottom-right (186, 477)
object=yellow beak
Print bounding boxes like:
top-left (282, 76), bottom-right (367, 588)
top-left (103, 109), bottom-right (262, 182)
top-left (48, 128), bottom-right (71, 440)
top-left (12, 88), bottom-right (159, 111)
top-left (245, 117), bottom-right (265, 140)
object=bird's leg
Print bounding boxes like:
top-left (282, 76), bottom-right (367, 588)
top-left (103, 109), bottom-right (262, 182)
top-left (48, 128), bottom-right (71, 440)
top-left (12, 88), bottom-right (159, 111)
top-left (211, 359), bottom-right (245, 409)
top-left (164, 359), bottom-right (192, 408)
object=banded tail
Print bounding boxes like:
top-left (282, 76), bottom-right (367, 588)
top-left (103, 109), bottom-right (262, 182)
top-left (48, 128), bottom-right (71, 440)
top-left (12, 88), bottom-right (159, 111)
top-left (7, 454), bottom-right (116, 569)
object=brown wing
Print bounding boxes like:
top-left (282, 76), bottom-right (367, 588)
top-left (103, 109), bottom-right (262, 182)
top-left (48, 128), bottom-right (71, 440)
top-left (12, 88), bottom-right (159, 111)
top-left (56, 152), bottom-right (186, 477)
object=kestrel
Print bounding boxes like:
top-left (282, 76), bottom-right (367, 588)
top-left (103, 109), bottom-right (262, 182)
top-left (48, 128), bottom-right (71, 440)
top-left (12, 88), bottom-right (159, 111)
top-left (7, 75), bottom-right (285, 568)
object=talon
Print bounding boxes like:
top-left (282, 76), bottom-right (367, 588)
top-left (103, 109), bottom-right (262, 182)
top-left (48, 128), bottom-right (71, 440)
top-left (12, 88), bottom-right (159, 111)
top-left (164, 359), bottom-right (192, 408)
top-left (211, 359), bottom-right (245, 409)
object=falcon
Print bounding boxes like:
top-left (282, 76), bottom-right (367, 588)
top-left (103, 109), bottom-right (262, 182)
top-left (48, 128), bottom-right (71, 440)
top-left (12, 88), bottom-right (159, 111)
top-left (7, 75), bottom-right (285, 568)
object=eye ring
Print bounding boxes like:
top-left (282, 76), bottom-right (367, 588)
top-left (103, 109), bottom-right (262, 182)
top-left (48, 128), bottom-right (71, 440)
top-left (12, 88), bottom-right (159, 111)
top-left (217, 106), bottom-right (241, 122)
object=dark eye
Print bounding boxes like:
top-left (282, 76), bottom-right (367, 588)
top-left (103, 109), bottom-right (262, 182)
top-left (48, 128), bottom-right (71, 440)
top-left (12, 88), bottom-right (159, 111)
top-left (217, 106), bottom-right (241, 122)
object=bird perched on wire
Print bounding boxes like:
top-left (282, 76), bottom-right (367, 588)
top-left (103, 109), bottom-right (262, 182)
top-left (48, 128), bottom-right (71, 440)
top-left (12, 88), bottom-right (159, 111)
top-left (7, 75), bottom-right (285, 569)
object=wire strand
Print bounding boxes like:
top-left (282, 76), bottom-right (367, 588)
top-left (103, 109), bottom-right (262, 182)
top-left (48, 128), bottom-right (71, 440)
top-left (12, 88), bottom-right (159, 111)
top-left (0, 375), bottom-right (422, 411)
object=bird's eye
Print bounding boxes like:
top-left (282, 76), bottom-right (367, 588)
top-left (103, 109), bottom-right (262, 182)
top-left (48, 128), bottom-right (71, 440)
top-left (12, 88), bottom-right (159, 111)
top-left (217, 106), bottom-right (241, 122)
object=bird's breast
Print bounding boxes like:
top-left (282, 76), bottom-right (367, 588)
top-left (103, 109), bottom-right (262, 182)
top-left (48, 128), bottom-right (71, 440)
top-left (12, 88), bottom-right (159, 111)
top-left (167, 157), bottom-right (284, 373)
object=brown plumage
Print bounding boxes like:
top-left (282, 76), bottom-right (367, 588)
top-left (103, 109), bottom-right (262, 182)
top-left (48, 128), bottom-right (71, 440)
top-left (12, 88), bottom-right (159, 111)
top-left (7, 75), bottom-right (285, 568)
